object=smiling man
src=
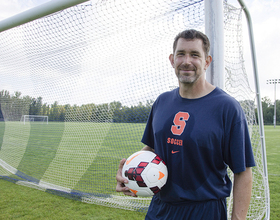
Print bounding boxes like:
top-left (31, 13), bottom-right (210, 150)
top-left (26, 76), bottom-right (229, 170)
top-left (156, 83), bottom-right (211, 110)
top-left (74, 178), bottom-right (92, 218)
top-left (116, 29), bottom-right (255, 220)
top-left (171, 37), bottom-right (211, 85)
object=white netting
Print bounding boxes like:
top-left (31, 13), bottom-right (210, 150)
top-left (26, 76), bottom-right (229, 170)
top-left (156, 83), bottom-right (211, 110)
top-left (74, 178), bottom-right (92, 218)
top-left (224, 4), bottom-right (269, 219)
top-left (0, 0), bottom-right (269, 218)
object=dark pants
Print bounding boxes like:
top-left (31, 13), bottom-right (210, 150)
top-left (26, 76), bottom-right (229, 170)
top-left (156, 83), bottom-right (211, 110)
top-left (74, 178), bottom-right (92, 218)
top-left (145, 196), bottom-right (227, 220)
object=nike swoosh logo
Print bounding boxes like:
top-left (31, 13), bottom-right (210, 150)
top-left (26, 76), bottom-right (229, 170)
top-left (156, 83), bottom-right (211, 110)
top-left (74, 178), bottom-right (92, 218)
top-left (171, 150), bottom-right (180, 154)
top-left (126, 152), bottom-right (144, 165)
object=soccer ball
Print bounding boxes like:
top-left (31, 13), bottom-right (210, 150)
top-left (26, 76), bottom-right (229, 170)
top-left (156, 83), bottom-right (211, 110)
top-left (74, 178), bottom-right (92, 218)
top-left (122, 150), bottom-right (168, 197)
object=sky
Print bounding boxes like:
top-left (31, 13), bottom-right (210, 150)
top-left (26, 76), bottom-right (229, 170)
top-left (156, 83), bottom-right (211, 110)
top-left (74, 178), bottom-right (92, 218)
top-left (0, 0), bottom-right (279, 103)
top-left (232, 0), bottom-right (280, 103)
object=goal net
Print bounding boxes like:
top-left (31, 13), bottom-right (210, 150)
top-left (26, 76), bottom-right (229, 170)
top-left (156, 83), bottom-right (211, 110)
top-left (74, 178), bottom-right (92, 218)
top-left (0, 0), bottom-right (269, 219)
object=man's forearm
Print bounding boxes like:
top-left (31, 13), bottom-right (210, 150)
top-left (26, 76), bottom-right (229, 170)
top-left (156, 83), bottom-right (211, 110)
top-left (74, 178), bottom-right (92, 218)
top-left (231, 167), bottom-right (253, 220)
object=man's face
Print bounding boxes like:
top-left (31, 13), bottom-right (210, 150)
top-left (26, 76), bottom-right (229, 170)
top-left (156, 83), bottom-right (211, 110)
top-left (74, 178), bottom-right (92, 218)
top-left (169, 38), bottom-right (211, 84)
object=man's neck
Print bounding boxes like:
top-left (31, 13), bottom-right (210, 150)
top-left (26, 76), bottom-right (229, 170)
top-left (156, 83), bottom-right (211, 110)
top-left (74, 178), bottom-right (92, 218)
top-left (178, 79), bottom-right (215, 99)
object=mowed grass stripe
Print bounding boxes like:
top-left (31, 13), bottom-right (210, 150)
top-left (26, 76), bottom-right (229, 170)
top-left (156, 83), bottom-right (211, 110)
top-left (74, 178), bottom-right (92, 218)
top-left (0, 122), bottom-right (146, 196)
top-left (17, 122), bottom-right (65, 180)
top-left (73, 123), bottom-right (146, 195)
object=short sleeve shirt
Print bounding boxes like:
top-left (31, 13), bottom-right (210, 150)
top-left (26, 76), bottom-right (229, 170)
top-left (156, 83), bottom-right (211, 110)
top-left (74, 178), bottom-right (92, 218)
top-left (141, 87), bottom-right (255, 203)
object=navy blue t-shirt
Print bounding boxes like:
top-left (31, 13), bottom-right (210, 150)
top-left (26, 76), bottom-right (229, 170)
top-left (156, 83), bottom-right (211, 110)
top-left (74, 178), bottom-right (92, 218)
top-left (141, 87), bottom-right (255, 204)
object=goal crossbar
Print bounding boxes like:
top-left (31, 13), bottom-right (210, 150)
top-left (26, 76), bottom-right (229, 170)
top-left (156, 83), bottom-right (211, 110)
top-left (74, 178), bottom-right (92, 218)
top-left (0, 0), bottom-right (89, 33)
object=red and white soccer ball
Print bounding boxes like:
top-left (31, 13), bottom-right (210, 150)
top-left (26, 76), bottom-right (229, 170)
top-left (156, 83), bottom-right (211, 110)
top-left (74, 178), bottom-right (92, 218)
top-left (122, 150), bottom-right (168, 197)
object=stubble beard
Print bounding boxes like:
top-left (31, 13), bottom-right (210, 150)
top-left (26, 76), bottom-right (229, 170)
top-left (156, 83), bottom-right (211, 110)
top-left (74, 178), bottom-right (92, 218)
top-left (176, 70), bottom-right (198, 84)
top-left (175, 62), bottom-right (200, 84)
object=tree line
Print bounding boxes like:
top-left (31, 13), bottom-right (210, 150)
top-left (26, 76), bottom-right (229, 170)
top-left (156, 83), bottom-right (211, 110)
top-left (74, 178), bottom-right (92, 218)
top-left (0, 90), bottom-right (152, 123)
top-left (0, 90), bottom-right (279, 124)
top-left (258, 97), bottom-right (280, 125)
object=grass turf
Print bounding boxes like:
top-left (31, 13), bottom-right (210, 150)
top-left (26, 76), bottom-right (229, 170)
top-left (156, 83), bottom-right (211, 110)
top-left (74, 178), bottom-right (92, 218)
top-left (0, 178), bottom-right (146, 220)
top-left (0, 124), bottom-right (279, 219)
top-left (264, 126), bottom-right (280, 219)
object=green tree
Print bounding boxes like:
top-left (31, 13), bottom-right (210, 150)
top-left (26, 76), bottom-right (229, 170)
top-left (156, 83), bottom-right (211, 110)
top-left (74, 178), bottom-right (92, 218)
top-left (276, 100), bottom-right (280, 124)
top-left (262, 97), bottom-right (274, 124)
top-left (29, 97), bottom-right (43, 115)
top-left (0, 90), bottom-right (11, 120)
top-left (49, 101), bottom-right (59, 121)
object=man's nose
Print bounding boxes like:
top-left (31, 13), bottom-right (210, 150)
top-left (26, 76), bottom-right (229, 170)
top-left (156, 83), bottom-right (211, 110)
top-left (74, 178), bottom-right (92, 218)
top-left (182, 54), bottom-right (191, 65)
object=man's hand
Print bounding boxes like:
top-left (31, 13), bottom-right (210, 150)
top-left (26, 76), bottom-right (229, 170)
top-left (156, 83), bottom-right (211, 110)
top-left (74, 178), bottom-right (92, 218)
top-left (116, 158), bottom-right (137, 197)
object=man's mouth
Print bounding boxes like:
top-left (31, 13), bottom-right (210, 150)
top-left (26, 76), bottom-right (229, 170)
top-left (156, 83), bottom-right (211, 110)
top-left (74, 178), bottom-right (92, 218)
top-left (179, 69), bottom-right (195, 73)
top-left (179, 65), bottom-right (196, 72)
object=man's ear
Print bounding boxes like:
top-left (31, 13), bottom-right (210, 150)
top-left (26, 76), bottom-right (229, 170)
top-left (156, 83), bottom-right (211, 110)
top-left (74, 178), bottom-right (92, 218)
top-left (169, 54), bottom-right (175, 68)
top-left (204, 55), bottom-right (212, 70)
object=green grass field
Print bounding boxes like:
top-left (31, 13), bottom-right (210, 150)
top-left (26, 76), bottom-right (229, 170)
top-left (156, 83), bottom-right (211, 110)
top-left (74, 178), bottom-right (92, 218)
top-left (0, 125), bottom-right (279, 219)
top-left (0, 122), bottom-right (146, 191)
top-left (263, 126), bottom-right (280, 219)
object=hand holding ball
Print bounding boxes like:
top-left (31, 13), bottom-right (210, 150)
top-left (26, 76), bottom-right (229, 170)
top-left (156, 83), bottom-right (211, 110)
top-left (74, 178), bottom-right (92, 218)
top-left (122, 151), bottom-right (168, 197)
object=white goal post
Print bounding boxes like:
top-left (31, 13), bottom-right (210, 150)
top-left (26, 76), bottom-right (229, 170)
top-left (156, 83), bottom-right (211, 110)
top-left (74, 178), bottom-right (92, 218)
top-left (206, 1), bottom-right (269, 218)
top-left (0, 0), bottom-right (89, 33)
top-left (20, 115), bottom-right (48, 125)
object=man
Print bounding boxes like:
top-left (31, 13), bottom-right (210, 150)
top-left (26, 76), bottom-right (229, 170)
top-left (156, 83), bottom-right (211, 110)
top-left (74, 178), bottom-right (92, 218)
top-left (116, 29), bottom-right (255, 220)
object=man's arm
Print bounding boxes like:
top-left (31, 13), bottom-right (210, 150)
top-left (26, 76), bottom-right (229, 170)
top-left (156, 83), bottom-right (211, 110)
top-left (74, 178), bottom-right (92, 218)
top-left (231, 167), bottom-right (253, 220)
top-left (141, 145), bottom-right (154, 152)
